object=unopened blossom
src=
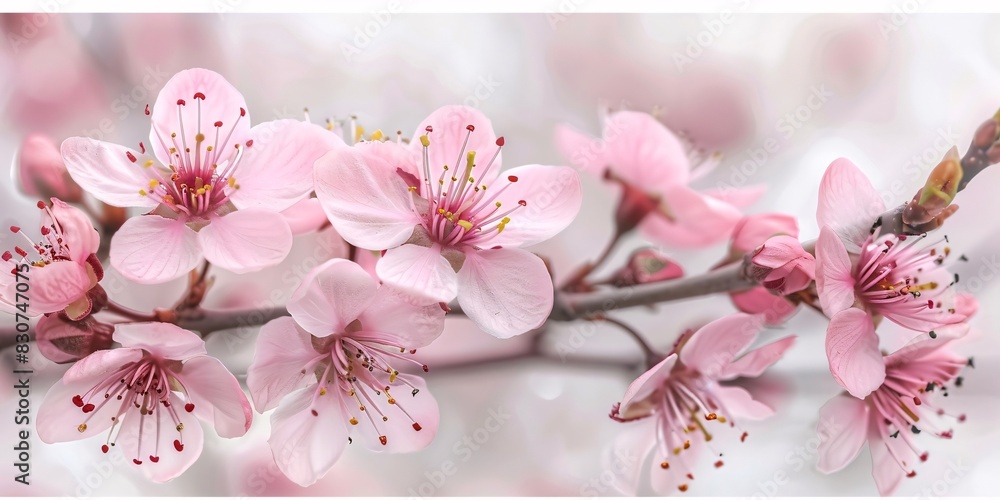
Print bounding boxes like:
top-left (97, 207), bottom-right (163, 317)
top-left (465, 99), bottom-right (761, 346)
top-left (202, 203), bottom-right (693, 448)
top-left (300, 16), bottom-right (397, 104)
top-left (36, 315), bottom-right (114, 364)
top-left (816, 325), bottom-right (970, 496)
top-left (17, 134), bottom-right (83, 202)
top-left (745, 235), bottom-right (815, 295)
top-left (725, 213), bottom-right (802, 324)
top-left (62, 68), bottom-right (343, 284)
top-left (607, 313), bottom-right (795, 494)
top-left (37, 322), bottom-right (252, 482)
top-left (815, 159), bottom-right (966, 398)
top-left (315, 105), bottom-right (582, 338)
top-left (555, 110), bottom-right (764, 247)
top-left (610, 248), bottom-right (684, 286)
top-left (1, 199), bottom-right (102, 320)
top-left (246, 259), bottom-right (445, 487)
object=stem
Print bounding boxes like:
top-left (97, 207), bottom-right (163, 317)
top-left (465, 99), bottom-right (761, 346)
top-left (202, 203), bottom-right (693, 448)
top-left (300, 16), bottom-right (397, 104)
top-left (598, 316), bottom-right (658, 368)
top-left (194, 261), bottom-right (211, 287)
top-left (175, 306), bottom-right (289, 335)
top-left (103, 301), bottom-right (157, 322)
top-left (560, 231), bottom-right (623, 291)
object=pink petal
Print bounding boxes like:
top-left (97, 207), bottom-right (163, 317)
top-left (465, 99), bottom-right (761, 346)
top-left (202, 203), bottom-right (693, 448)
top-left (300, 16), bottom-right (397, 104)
top-left (179, 355), bottom-right (253, 438)
top-left (752, 235), bottom-right (810, 269)
top-left (410, 105), bottom-right (502, 188)
top-left (816, 394), bottom-right (870, 474)
top-left (268, 386), bottom-right (350, 487)
top-left (825, 309), bottom-right (885, 399)
top-left (60, 137), bottom-right (158, 208)
top-left (36, 315), bottom-right (114, 364)
top-left (280, 198), bottom-right (330, 235)
top-left (680, 313), bottom-right (762, 378)
top-left (638, 184), bottom-right (743, 248)
top-left (229, 120), bottom-right (344, 213)
top-left (113, 322), bottom-right (207, 360)
top-left (109, 214), bottom-right (202, 284)
top-left (198, 209), bottom-right (293, 274)
top-left (351, 375), bottom-right (439, 453)
top-left (553, 122), bottom-right (604, 175)
top-left (149, 68), bottom-right (249, 166)
top-left (376, 244), bottom-right (458, 304)
top-left (356, 284), bottom-right (447, 349)
top-left (63, 347), bottom-right (143, 383)
top-left (287, 258), bottom-right (377, 336)
top-left (729, 287), bottom-right (797, 325)
top-left (703, 184), bottom-right (767, 210)
top-left (816, 158), bottom-right (886, 252)
top-left (719, 336), bottom-right (796, 381)
top-left (48, 198), bottom-right (100, 262)
top-left (603, 420), bottom-right (656, 496)
top-left (456, 247), bottom-right (553, 339)
top-left (314, 146), bottom-right (421, 250)
top-left (868, 427), bottom-right (907, 496)
top-left (729, 212), bottom-right (800, 254)
top-left (648, 434), bottom-right (700, 495)
top-left (485, 165), bottom-right (583, 248)
top-left (247, 317), bottom-right (321, 413)
top-left (884, 323), bottom-right (968, 373)
top-left (603, 111), bottom-right (690, 192)
top-left (618, 353), bottom-right (678, 419)
top-left (19, 133), bottom-right (81, 201)
top-left (356, 140), bottom-right (421, 184)
top-left (116, 402), bottom-right (206, 482)
top-left (815, 226), bottom-right (857, 317)
top-left (714, 385), bottom-right (774, 420)
top-left (37, 369), bottom-right (130, 443)
top-left (18, 260), bottom-right (90, 314)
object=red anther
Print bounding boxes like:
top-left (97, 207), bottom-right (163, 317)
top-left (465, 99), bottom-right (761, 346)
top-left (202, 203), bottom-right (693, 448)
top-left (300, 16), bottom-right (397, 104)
top-left (740, 432), bottom-right (748, 442)
top-left (913, 396), bottom-right (921, 406)
top-left (941, 430), bottom-right (953, 439)
top-left (9, 226), bottom-right (20, 233)
top-left (133, 459), bottom-right (143, 465)
top-left (959, 414), bottom-right (967, 422)
top-left (72, 395), bottom-right (84, 407)
top-left (101, 445), bottom-right (109, 454)
top-left (40, 226), bottom-right (50, 236)
top-left (678, 485), bottom-right (688, 492)
top-left (37, 201), bottom-right (46, 209)
top-left (413, 423), bottom-right (422, 431)
top-left (686, 473), bottom-right (694, 480)
top-left (311, 409), bottom-right (318, 416)
top-left (139, 142), bottom-right (146, 154)
top-left (82, 404), bottom-right (96, 413)
top-left (149, 456), bottom-right (160, 463)
top-left (508, 175), bottom-right (518, 182)
top-left (714, 460), bottom-right (724, 468)
top-left (920, 452), bottom-right (929, 462)
top-left (174, 440), bottom-right (184, 452)
top-left (496, 136), bottom-right (505, 146)
top-left (466, 124), bottom-right (475, 131)
top-left (246, 139), bottom-right (254, 147)
top-left (379, 435), bottom-right (387, 446)
top-left (126, 151), bottom-right (137, 163)
top-left (1, 251), bottom-right (11, 262)
top-left (193, 92), bottom-right (206, 100)
top-left (214, 121), bottom-right (223, 127)
top-left (518, 200), bottom-right (527, 206)
top-left (15, 247), bottom-right (27, 257)
top-left (239, 107), bottom-right (246, 117)
top-left (144, 104), bottom-right (150, 115)
top-left (906, 471), bottom-right (916, 478)
top-left (425, 125), bottom-right (433, 133)
top-left (184, 403), bottom-right (195, 412)
top-left (409, 349), bottom-right (417, 354)
top-left (422, 364), bottom-right (429, 372)
top-left (176, 99), bottom-right (186, 106)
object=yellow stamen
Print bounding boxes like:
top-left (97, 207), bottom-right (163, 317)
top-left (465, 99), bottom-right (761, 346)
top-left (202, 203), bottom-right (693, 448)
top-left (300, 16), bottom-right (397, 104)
top-left (144, 160), bottom-right (154, 168)
top-left (228, 177), bottom-right (237, 187)
top-left (371, 129), bottom-right (384, 141)
top-left (456, 220), bottom-right (473, 231)
top-left (319, 388), bottom-right (327, 396)
top-left (419, 135), bottom-right (430, 147)
top-left (78, 424), bottom-right (87, 433)
top-left (148, 179), bottom-right (159, 189)
top-left (389, 370), bottom-right (399, 383)
top-left (350, 417), bottom-right (358, 425)
top-left (138, 189), bottom-right (147, 196)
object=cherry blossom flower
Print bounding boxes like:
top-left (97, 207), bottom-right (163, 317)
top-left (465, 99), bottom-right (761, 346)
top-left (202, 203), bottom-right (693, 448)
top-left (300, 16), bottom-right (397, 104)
top-left (555, 110), bottom-right (764, 247)
top-left (815, 159), bottom-right (965, 398)
top-left (36, 322), bottom-right (252, 482)
top-left (16, 134), bottom-right (83, 202)
top-left (1, 198), bottom-right (102, 320)
top-left (816, 326), bottom-right (970, 496)
top-left (606, 313), bottom-right (795, 494)
top-left (246, 258), bottom-right (445, 487)
top-left (61, 68), bottom-right (343, 284)
top-left (725, 213), bottom-right (802, 325)
top-left (315, 105), bottom-right (582, 338)
top-left (745, 235), bottom-right (815, 295)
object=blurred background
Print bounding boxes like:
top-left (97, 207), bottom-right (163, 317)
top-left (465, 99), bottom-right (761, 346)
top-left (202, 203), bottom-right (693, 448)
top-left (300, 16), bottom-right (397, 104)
top-left (3, 11), bottom-right (1000, 496)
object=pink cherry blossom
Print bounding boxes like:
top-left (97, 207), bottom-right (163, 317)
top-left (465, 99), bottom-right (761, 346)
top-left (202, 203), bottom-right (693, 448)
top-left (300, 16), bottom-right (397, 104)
top-left (246, 258), bottom-right (445, 487)
top-left (607, 314), bottom-right (794, 494)
top-left (555, 110), bottom-right (765, 247)
top-left (61, 68), bottom-right (343, 284)
top-left (315, 105), bottom-right (582, 338)
top-left (36, 322), bottom-right (252, 482)
top-left (816, 327), bottom-right (969, 496)
top-left (17, 134), bottom-right (83, 202)
top-left (1, 199), bottom-right (102, 320)
top-left (725, 213), bottom-right (803, 325)
top-left (815, 159), bottom-right (964, 398)
top-left (746, 235), bottom-right (816, 295)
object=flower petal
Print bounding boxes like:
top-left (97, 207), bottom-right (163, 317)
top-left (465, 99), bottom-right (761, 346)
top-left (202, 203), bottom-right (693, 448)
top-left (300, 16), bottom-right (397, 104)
top-left (198, 209), bottom-right (293, 274)
top-left (729, 212), bottom-right (800, 254)
top-left (411, 105), bottom-right (502, 187)
top-left (714, 385), bottom-right (774, 420)
top-left (60, 137), bottom-right (159, 208)
top-left (486, 164), bottom-right (583, 248)
top-left (18, 260), bottom-right (90, 314)
top-left (48, 198), bottom-right (100, 261)
top-left (603, 111), bottom-right (690, 192)
top-left (281, 198), bottom-right (331, 235)
top-left (680, 313), bottom-right (762, 378)
top-left (816, 394), bottom-right (870, 474)
top-left (179, 355), bottom-right (253, 438)
top-left (553, 122), bottom-right (604, 175)
top-left (287, 258), bottom-right (377, 336)
top-left (703, 184), bottom-right (767, 209)
top-left (815, 226), bottom-right (857, 317)
top-left (110, 214), bottom-right (202, 284)
top-left (603, 419), bottom-right (656, 496)
top-left (729, 287), bottom-right (797, 325)
top-left (37, 368), bottom-right (133, 443)
top-left (618, 353), bottom-right (678, 420)
top-left (376, 244), bottom-right (458, 304)
top-left (869, 425), bottom-right (908, 496)
top-left (718, 336), bottom-right (796, 381)
top-left (116, 402), bottom-right (205, 482)
top-left (816, 158), bottom-right (886, 252)
top-left (352, 375), bottom-right (439, 453)
top-left (639, 184), bottom-right (743, 248)
top-left (356, 284), bottom-right (446, 349)
top-left (150, 68), bottom-right (249, 166)
top-left (456, 247), bottom-right (553, 339)
top-left (114, 322), bottom-right (207, 359)
top-left (268, 386), bottom-right (350, 487)
top-left (63, 347), bottom-right (143, 383)
top-left (826, 309), bottom-right (885, 399)
top-left (247, 317), bottom-right (321, 413)
top-left (229, 120), bottom-right (344, 213)
top-left (314, 146), bottom-right (421, 250)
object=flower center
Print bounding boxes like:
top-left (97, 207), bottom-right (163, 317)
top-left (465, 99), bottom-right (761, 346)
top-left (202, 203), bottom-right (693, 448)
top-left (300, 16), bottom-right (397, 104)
top-left (413, 126), bottom-right (527, 249)
top-left (71, 355), bottom-right (194, 465)
top-left (132, 94), bottom-right (248, 218)
top-left (854, 232), bottom-right (957, 320)
top-left (3, 201), bottom-right (75, 269)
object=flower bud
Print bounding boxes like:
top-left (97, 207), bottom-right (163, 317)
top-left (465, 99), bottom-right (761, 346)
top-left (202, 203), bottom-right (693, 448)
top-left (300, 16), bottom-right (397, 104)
top-left (611, 248), bottom-right (683, 286)
top-left (17, 134), bottom-right (83, 202)
top-left (744, 235), bottom-right (815, 295)
top-left (730, 213), bottom-right (799, 255)
top-left (36, 315), bottom-right (114, 364)
top-left (904, 147), bottom-right (963, 227)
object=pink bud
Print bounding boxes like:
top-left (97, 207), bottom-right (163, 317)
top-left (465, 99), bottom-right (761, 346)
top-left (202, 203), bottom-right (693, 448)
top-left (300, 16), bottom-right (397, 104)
top-left (17, 134), bottom-right (83, 202)
top-left (746, 235), bottom-right (815, 295)
top-left (729, 213), bottom-right (799, 255)
top-left (611, 248), bottom-right (684, 286)
top-left (36, 315), bottom-right (114, 364)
